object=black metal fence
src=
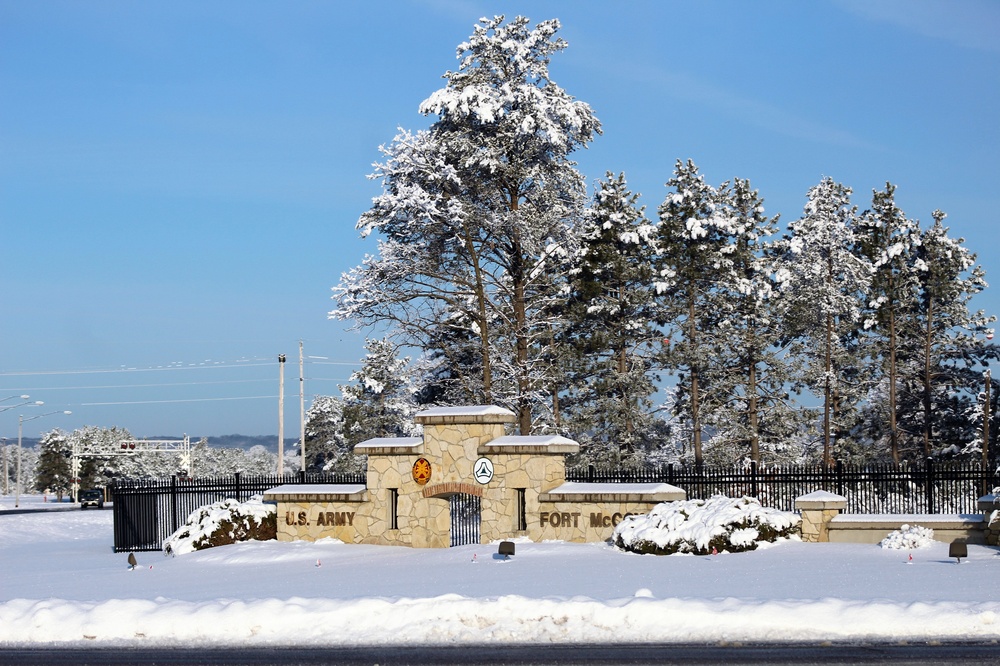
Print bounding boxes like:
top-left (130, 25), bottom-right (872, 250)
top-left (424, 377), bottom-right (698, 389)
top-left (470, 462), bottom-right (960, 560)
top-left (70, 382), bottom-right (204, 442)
top-left (110, 471), bottom-right (364, 552)
top-left (567, 459), bottom-right (999, 515)
top-left (111, 460), bottom-right (997, 552)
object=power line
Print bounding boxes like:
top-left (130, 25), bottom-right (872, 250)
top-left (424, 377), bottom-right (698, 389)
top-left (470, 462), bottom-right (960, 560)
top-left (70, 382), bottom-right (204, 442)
top-left (81, 395), bottom-right (280, 406)
top-left (0, 362), bottom-right (272, 377)
top-left (0, 358), bottom-right (361, 378)
top-left (12, 379), bottom-right (273, 391)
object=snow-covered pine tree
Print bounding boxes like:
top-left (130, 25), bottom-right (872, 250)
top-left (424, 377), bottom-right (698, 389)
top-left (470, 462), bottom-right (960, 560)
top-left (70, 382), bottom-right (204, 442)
top-left (856, 183), bottom-right (923, 462)
top-left (332, 16), bottom-right (600, 434)
top-left (701, 178), bottom-right (801, 464)
top-left (33, 429), bottom-right (71, 500)
top-left (655, 160), bottom-right (733, 467)
top-left (561, 172), bottom-right (662, 464)
top-left (339, 338), bottom-right (419, 455)
top-left (775, 177), bottom-right (871, 466)
top-left (304, 395), bottom-right (363, 474)
top-left (903, 210), bottom-right (996, 458)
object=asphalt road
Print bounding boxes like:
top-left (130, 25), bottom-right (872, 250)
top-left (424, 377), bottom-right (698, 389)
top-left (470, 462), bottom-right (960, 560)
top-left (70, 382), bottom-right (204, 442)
top-left (2, 642), bottom-right (999, 666)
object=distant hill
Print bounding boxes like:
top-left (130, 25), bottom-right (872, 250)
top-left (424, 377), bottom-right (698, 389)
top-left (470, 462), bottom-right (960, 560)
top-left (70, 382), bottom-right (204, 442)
top-left (5, 435), bottom-right (297, 454)
top-left (156, 435), bottom-right (299, 454)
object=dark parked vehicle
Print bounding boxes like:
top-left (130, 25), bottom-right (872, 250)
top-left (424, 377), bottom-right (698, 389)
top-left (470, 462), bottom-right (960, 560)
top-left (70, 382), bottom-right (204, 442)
top-left (80, 489), bottom-right (104, 510)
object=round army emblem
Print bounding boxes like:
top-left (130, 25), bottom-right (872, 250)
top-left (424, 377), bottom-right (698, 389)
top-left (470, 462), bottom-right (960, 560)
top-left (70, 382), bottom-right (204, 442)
top-left (473, 457), bottom-right (494, 484)
top-left (412, 457), bottom-right (432, 485)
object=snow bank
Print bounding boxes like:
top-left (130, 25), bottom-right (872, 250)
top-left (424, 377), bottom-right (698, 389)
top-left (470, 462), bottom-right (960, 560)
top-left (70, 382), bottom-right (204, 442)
top-left (2, 595), bottom-right (998, 646)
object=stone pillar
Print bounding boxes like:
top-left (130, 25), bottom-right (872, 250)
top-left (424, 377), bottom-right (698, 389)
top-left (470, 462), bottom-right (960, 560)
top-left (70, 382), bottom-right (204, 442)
top-left (979, 494), bottom-right (999, 546)
top-left (795, 491), bottom-right (847, 543)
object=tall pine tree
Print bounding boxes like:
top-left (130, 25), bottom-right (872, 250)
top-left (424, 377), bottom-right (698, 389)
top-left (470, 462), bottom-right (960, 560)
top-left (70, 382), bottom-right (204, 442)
top-left (856, 183), bottom-right (922, 462)
top-left (903, 210), bottom-right (995, 458)
top-left (563, 172), bottom-right (662, 464)
top-left (655, 160), bottom-right (732, 467)
top-left (702, 178), bottom-right (799, 464)
top-left (332, 15), bottom-right (600, 434)
top-left (776, 178), bottom-right (871, 465)
top-left (340, 338), bottom-right (419, 451)
top-left (34, 429), bottom-right (71, 500)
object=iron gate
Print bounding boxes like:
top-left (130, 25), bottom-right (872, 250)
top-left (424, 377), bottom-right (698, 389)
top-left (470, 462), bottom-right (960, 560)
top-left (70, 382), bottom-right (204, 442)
top-left (449, 493), bottom-right (481, 547)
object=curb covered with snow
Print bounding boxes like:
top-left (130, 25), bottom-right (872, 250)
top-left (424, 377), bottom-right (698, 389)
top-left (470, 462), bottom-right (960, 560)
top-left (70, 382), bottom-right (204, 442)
top-left (1, 595), bottom-right (998, 646)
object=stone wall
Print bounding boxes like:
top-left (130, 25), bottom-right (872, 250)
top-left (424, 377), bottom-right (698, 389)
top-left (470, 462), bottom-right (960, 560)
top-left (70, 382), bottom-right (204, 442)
top-left (265, 405), bottom-right (686, 548)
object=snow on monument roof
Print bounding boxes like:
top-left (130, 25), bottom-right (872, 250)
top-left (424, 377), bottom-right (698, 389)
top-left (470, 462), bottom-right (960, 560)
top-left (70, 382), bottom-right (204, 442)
top-left (416, 405), bottom-right (515, 418)
top-left (354, 437), bottom-right (423, 450)
top-left (545, 481), bottom-right (684, 496)
top-left (487, 434), bottom-right (579, 447)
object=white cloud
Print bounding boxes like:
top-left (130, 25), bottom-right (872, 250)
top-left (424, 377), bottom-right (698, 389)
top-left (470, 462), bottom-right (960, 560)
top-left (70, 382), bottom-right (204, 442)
top-left (835, 0), bottom-right (1000, 54)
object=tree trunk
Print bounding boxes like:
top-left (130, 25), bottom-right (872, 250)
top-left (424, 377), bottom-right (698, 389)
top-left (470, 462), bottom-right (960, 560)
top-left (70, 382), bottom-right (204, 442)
top-left (460, 218), bottom-right (493, 403)
top-left (888, 298), bottom-right (900, 464)
top-left (823, 310), bottom-right (833, 467)
top-left (689, 297), bottom-right (703, 467)
top-left (748, 359), bottom-right (760, 463)
top-left (509, 194), bottom-right (532, 435)
top-left (922, 301), bottom-right (934, 456)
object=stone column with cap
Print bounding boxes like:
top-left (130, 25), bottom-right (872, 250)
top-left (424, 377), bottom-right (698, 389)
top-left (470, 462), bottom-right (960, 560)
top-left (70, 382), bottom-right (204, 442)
top-left (795, 491), bottom-right (847, 543)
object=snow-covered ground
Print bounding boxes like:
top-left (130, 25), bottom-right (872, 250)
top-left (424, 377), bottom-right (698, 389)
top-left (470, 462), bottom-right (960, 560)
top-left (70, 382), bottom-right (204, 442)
top-left (1, 495), bottom-right (998, 646)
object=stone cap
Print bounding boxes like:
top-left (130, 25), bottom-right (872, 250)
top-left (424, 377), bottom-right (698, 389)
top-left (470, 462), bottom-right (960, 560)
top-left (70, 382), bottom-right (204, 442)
top-left (415, 405), bottom-right (516, 425)
top-left (479, 434), bottom-right (580, 455)
top-left (829, 513), bottom-right (984, 528)
top-left (795, 491), bottom-right (847, 511)
top-left (978, 494), bottom-right (999, 512)
top-left (354, 436), bottom-right (423, 455)
top-left (262, 484), bottom-right (367, 503)
top-left (539, 481), bottom-right (685, 503)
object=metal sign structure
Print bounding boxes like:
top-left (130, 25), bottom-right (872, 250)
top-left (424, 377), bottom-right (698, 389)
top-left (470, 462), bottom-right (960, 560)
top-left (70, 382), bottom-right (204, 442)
top-left (70, 435), bottom-right (192, 499)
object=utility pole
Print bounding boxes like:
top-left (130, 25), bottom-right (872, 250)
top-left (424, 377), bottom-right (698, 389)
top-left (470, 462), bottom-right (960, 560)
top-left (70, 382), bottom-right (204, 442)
top-left (2, 437), bottom-right (7, 495)
top-left (278, 354), bottom-right (286, 476)
top-left (299, 340), bottom-right (306, 474)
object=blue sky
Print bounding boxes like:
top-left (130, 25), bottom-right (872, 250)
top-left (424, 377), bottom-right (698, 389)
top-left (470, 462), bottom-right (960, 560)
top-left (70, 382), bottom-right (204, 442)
top-left (2, 0), bottom-right (998, 439)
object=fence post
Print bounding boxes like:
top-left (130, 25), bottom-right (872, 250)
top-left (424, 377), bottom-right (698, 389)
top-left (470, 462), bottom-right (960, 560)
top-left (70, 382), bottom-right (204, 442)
top-left (835, 459), bottom-right (844, 497)
top-left (170, 475), bottom-right (177, 534)
top-left (925, 457), bottom-right (935, 514)
top-left (750, 460), bottom-right (759, 498)
top-left (235, 471), bottom-right (241, 501)
top-left (588, 464), bottom-right (595, 482)
top-left (667, 463), bottom-right (674, 486)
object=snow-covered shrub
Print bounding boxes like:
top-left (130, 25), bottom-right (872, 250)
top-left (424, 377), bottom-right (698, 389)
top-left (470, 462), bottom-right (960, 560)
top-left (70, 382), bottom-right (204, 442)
top-left (164, 495), bottom-right (276, 555)
top-left (613, 495), bottom-right (800, 556)
top-left (879, 524), bottom-right (935, 550)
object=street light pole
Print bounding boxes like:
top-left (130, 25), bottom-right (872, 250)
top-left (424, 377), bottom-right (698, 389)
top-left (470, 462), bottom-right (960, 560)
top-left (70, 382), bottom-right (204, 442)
top-left (278, 354), bottom-right (286, 476)
top-left (0, 395), bottom-right (40, 414)
top-left (16, 409), bottom-right (72, 508)
top-left (299, 340), bottom-right (305, 474)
